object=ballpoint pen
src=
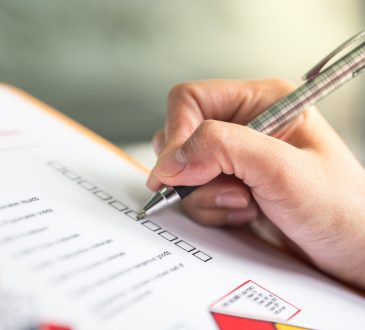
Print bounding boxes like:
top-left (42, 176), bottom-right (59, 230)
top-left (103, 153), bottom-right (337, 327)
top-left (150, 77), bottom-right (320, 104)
top-left (137, 28), bottom-right (365, 220)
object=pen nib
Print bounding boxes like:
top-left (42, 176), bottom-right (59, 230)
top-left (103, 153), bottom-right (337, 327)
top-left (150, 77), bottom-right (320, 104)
top-left (136, 210), bottom-right (146, 220)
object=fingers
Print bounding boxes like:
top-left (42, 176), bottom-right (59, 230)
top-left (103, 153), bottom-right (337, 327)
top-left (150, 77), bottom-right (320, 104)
top-left (184, 204), bottom-right (259, 227)
top-left (162, 79), bottom-right (296, 153)
top-left (182, 175), bottom-right (250, 208)
top-left (181, 174), bottom-right (259, 226)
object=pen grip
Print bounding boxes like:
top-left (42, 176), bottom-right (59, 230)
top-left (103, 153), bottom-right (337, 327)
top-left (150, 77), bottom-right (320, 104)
top-left (174, 186), bottom-right (198, 199)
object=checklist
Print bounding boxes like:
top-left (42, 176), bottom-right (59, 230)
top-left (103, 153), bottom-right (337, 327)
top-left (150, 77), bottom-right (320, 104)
top-left (0, 84), bottom-right (364, 330)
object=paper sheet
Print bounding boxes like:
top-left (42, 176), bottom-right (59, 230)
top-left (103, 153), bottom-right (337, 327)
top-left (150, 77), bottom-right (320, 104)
top-left (0, 85), bottom-right (364, 330)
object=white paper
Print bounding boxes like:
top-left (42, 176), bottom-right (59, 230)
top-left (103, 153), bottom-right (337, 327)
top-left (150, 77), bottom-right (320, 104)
top-left (0, 85), bottom-right (364, 330)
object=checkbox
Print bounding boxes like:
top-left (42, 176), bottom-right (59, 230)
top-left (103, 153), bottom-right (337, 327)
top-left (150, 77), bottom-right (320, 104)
top-left (175, 240), bottom-right (195, 252)
top-left (125, 210), bottom-right (139, 220)
top-left (159, 230), bottom-right (178, 242)
top-left (109, 200), bottom-right (128, 211)
top-left (142, 220), bottom-right (161, 232)
top-left (78, 180), bottom-right (97, 191)
top-left (63, 169), bottom-right (80, 180)
top-left (193, 250), bottom-right (212, 262)
top-left (93, 190), bottom-right (112, 201)
top-left (47, 161), bottom-right (65, 171)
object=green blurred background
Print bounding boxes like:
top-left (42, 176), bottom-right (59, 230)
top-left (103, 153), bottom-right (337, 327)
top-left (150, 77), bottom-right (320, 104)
top-left (0, 0), bottom-right (364, 164)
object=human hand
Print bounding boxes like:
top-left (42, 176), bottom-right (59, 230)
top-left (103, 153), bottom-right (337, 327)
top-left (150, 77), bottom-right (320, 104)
top-left (147, 79), bottom-right (365, 289)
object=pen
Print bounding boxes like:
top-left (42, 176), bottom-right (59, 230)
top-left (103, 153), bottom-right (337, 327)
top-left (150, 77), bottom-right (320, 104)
top-left (137, 28), bottom-right (365, 220)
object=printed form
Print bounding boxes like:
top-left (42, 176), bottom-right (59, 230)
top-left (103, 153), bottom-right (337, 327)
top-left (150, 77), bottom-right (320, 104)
top-left (0, 85), bottom-right (364, 330)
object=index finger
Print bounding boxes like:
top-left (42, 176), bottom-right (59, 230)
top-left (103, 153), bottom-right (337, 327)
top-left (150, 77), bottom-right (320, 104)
top-left (163, 79), bottom-right (296, 154)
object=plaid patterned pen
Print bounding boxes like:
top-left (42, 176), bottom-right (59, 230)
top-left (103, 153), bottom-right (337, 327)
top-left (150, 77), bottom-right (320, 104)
top-left (248, 32), bottom-right (365, 135)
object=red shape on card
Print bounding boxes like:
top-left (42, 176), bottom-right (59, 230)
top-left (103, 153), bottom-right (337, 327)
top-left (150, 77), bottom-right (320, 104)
top-left (40, 323), bottom-right (72, 330)
top-left (211, 312), bottom-right (276, 330)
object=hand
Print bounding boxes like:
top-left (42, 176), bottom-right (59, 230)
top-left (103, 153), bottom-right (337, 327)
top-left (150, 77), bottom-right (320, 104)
top-left (147, 79), bottom-right (365, 289)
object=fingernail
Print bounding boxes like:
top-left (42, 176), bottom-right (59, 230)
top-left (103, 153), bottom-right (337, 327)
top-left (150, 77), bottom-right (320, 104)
top-left (156, 149), bottom-right (186, 177)
top-left (215, 192), bottom-right (248, 208)
top-left (227, 209), bottom-right (257, 225)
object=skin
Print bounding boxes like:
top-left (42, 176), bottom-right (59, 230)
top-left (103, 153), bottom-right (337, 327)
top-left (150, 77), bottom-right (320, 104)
top-left (146, 79), bottom-right (365, 289)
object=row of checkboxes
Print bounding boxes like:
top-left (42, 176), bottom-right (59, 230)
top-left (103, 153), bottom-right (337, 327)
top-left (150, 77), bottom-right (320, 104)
top-left (122, 211), bottom-right (212, 262)
top-left (142, 220), bottom-right (211, 262)
top-left (48, 161), bottom-right (213, 263)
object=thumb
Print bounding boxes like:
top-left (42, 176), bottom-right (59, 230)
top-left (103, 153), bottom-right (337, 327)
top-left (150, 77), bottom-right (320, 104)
top-left (149, 119), bottom-right (301, 189)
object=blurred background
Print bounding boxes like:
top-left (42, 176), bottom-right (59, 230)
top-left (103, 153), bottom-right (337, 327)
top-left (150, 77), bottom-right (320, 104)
top-left (0, 0), bottom-right (364, 167)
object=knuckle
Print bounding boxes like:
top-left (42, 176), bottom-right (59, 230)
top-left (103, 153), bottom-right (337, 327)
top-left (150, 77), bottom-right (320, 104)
top-left (168, 82), bottom-right (196, 101)
top-left (188, 120), bottom-right (222, 154)
top-left (191, 120), bottom-right (234, 175)
top-left (196, 119), bottom-right (221, 141)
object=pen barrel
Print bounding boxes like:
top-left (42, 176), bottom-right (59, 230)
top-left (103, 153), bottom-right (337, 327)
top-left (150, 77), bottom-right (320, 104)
top-left (248, 42), bottom-right (365, 135)
top-left (174, 186), bottom-right (197, 199)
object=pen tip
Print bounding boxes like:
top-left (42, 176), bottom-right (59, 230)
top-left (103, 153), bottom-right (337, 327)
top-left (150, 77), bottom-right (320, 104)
top-left (136, 210), bottom-right (146, 220)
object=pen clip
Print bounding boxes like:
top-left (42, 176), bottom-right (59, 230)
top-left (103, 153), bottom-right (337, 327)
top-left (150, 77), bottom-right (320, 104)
top-left (303, 28), bottom-right (365, 81)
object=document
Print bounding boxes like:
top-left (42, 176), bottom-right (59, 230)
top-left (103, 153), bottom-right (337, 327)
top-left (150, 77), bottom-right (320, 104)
top-left (0, 85), bottom-right (364, 330)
